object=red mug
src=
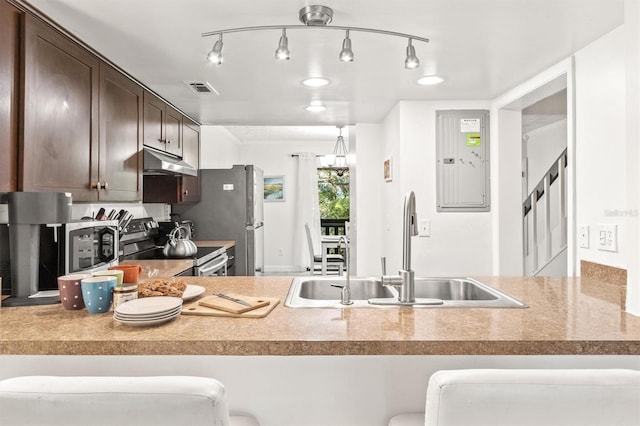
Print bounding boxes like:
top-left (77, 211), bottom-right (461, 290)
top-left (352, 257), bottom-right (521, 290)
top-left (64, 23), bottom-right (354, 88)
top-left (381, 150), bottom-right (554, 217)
top-left (109, 264), bottom-right (143, 283)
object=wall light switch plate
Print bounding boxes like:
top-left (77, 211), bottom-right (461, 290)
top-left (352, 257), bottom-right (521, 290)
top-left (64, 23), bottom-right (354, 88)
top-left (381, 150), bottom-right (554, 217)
top-left (597, 224), bottom-right (618, 252)
top-left (579, 225), bottom-right (589, 249)
top-left (419, 219), bottom-right (431, 237)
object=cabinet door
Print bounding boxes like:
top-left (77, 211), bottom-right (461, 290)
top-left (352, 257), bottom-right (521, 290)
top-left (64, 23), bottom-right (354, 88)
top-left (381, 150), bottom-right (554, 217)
top-left (98, 63), bottom-right (143, 201)
top-left (164, 105), bottom-right (182, 157)
top-left (143, 91), bottom-right (166, 152)
top-left (0, 1), bottom-right (21, 192)
top-left (180, 118), bottom-right (200, 203)
top-left (21, 14), bottom-right (99, 201)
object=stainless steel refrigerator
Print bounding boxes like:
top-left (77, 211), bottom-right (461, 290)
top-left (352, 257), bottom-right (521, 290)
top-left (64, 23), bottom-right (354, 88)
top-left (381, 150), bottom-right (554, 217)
top-left (173, 165), bottom-right (264, 276)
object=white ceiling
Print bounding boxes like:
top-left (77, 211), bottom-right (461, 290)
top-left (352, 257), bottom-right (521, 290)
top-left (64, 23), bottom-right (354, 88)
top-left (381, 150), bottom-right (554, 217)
top-left (26, 0), bottom-right (623, 141)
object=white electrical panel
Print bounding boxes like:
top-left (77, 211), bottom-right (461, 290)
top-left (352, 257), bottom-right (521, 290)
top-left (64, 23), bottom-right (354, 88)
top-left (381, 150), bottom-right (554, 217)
top-left (436, 110), bottom-right (490, 212)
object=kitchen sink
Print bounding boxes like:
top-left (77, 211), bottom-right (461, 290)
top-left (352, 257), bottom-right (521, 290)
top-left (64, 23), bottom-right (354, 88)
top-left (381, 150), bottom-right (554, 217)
top-left (285, 276), bottom-right (527, 308)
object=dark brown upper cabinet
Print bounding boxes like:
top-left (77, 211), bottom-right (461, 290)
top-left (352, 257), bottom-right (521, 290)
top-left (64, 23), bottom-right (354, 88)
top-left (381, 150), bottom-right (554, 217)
top-left (21, 14), bottom-right (100, 201)
top-left (143, 116), bottom-right (200, 205)
top-left (0, 0), bottom-right (21, 192)
top-left (143, 91), bottom-right (182, 157)
top-left (180, 117), bottom-right (201, 203)
top-left (98, 62), bottom-right (143, 201)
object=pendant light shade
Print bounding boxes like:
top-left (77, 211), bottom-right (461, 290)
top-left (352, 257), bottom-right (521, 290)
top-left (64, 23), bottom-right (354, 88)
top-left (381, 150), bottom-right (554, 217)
top-left (330, 126), bottom-right (349, 168)
top-left (339, 30), bottom-right (354, 62)
top-left (275, 28), bottom-right (290, 60)
top-left (404, 38), bottom-right (420, 69)
top-left (207, 34), bottom-right (224, 65)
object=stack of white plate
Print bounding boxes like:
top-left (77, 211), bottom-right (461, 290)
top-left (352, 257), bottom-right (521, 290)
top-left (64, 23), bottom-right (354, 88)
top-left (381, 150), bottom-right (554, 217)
top-left (113, 297), bottom-right (183, 326)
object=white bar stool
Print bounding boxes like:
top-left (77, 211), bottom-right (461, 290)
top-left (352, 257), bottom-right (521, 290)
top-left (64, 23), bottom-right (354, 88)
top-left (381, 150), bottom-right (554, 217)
top-left (388, 369), bottom-right (640, 426)
top-left (0, 375), bottom-right (259, 426)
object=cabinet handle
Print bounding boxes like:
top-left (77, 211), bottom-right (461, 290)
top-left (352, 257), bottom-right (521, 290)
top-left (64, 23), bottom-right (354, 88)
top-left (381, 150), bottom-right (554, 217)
top-left (103, 182), bottom-right (109, 191)
top-left (166, 139), bottom-right (171, 144)
top-left (184, 189), bottom-right (189, 196)
top-left (92, 182), bottom-right (102, 191)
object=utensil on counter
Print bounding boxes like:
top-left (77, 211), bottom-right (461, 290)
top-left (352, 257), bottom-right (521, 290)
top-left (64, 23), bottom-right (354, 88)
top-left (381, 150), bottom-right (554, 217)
top-left (212, 292), bottom-right (252, 307)
top-left (118, 211), bottom-right (133, 234)
top-left (162, 224), bottom-right (197, 258)
top-left (95, 208), bottom-right (106, 220)
top-left (182, 295), bottom-right (279, 317)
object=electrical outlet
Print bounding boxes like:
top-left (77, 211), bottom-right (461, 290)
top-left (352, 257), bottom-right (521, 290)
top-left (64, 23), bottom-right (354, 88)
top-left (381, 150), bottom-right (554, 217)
top-left (597, 224), bottom-right (618, 252)
top-left (419, 219), bottom-right (431, 237)
top-left (579, 225), bottom-right (589, 249)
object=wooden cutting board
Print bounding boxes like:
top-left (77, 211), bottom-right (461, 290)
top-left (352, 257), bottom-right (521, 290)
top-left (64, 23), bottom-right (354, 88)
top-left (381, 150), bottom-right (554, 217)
top-left (182, 295), bottom-right (280, 318)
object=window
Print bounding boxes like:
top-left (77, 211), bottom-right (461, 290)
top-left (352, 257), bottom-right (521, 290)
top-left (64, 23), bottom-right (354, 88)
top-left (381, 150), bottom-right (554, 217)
top-left (318, 168), bottom-right (349, 236)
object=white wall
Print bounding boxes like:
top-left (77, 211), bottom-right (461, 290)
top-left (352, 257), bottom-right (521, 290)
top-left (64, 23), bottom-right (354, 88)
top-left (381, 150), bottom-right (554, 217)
top-left (357, 100), bottom-right (493, 277)
top-left (354, 124), bottom-right (383, 276)
top-left (237, 140), bottom-right (335, 272)
top-left (200, 126), bottom-right (240, 169)
top-left (495, 109), bottom-right (524, 275)
top-left (574, 26), bottom-right (627, 273)
top-left (625, 0), bottom-right (640, 315)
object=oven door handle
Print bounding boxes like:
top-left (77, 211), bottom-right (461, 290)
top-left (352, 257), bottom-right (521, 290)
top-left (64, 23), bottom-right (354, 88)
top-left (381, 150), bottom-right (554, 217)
top-left (198, 254), bottom-right (228, 276)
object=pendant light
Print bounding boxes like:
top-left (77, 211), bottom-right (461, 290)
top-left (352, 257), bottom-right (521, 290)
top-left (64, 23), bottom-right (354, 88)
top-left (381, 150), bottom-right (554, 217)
top-left (331, 126), bottom-right (349, 169)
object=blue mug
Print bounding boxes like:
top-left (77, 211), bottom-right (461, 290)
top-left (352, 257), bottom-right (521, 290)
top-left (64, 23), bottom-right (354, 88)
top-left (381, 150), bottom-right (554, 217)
top-left (81, 276), bottom-right (117, 314)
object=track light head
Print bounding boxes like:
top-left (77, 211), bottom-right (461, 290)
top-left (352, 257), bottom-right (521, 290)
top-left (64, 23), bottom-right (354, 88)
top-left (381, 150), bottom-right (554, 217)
top-left (404, 38), bottom-right (420, 69)
top-left (275, 28), bottom-right (290, 60)
top-left (207, 34), bottom-right (224, 65)
top-left (339, 30), bottom-right (354, 62)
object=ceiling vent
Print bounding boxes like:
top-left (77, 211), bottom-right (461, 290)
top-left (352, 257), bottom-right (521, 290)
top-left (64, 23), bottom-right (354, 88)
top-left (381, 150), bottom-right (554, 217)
top-left (184, 81), bottom-right (219, 95)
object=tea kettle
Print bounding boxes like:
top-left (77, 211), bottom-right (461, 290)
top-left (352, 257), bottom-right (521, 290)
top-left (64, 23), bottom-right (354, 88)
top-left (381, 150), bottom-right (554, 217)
top-left (162, 224), bottom-right (197, 258)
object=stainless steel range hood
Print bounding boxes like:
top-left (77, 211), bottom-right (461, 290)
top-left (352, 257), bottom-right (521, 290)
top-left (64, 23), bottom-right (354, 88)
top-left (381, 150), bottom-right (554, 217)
top-left (143, 147), bottom-right (197, 177)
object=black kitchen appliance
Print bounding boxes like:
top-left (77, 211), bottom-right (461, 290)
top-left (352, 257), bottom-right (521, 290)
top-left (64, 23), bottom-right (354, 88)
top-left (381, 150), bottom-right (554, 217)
top-left (120, 218), bottom-right (227, 277)
top-left (1, 192), bottom-right (72, 306)
top-left (0, 193), bottom-right (119, 305)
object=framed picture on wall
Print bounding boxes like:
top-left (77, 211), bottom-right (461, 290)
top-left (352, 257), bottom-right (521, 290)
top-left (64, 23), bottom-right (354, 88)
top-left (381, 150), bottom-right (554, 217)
top-left (383, 157), bottom-right (393, 182)
top-left (264, 176), bottom-right (285, 202)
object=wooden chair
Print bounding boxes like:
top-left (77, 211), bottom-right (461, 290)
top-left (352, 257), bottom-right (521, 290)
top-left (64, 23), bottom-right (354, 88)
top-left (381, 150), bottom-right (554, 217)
top-left (305, 223), bottom-right (343, 275)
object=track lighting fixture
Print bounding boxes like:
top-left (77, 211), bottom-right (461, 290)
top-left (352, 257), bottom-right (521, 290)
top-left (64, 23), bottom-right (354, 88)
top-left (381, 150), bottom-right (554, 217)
top-left (339, 30), bottom-right (354, 62)
top-left (207, 34), bottom-right (224, 65)
top-left (404, 39), bottom-right (419, 70)
top-left (275, 28), bottom-right (290, 60)
top-left (202, 5), bottom-right (428, 69)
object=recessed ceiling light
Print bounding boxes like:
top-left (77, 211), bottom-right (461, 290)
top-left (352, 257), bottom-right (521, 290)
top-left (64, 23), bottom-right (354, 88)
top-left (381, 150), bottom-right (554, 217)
top-left (417, 75), bottom-right (444, 86)
top-left (305, 101), bottom-right (327, 112)
top-left (302, 77), bottom-right (331, 87)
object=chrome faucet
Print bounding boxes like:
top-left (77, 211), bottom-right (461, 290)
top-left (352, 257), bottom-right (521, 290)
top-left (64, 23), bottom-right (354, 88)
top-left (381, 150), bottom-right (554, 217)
top-left (382, 191), bottom-right (418, 304)
top-left (337, 235), bottom-right (353, 305)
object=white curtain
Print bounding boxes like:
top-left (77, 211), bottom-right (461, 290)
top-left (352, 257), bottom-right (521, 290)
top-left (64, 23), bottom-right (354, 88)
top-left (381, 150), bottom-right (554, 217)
top-left (293, 152), bottom-right (321, 271)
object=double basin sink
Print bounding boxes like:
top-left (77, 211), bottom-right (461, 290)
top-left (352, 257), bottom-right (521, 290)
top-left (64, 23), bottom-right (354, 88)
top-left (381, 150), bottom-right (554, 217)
top-left (285, 276), bottom-right (527, 308)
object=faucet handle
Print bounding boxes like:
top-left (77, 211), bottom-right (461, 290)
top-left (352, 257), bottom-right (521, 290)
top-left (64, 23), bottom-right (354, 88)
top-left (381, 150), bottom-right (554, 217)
top-left (381, 257), bottom-right (387, 275)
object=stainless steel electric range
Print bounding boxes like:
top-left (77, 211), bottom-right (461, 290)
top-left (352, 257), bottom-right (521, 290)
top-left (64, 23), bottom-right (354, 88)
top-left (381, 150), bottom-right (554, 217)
top-left (119, 218), bottom-right (228, 276)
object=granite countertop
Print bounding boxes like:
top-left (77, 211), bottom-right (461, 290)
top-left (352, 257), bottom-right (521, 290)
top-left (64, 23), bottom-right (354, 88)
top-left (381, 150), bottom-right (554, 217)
top-left (195, 240), bottom-right (235, 249)
top-left (1, 276), bottom-right (639, 356)
top-left (119, 240), bottom-right (235, 277)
